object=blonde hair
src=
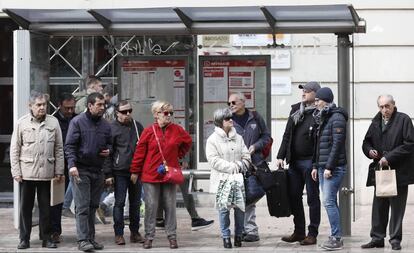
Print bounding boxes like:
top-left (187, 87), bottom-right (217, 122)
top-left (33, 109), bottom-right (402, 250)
top-left (151, 100), bottom-right (173, 115)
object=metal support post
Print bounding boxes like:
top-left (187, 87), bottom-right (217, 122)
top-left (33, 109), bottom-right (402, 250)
top-left (337, 33), bottom-right (352, 236)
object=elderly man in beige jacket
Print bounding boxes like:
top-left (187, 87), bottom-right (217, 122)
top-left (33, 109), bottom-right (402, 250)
top-left (10, 91), bottom-right (64, 250)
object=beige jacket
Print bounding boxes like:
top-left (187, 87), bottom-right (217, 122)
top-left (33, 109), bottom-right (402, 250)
top-left (10, 114), bottom-right (64, 180)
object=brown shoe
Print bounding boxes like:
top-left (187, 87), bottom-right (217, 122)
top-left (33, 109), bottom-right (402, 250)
top-left (51, 232), bottom-right (61, 243)
top-left (281, 233), bottom-right (305, 243)
top-left (169, 239), bottom-right (178, 249)
top-left (115, 235), bottom-right (125, 245)
top-left (143, 239), bottom-right (152, 249)
top-left (300, 236), bottom-right (317, 245)
top-left (130, 232), bottom-right (145, 243)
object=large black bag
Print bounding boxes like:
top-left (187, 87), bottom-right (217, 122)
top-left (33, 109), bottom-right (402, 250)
top-left (266, 168), bottom-right (291, 217)
top-left (255, 162), bottom-right (278, 190)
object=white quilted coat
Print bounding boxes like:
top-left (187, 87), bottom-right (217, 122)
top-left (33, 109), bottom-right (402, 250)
top-left (206, 126), bottom-right (251, 193)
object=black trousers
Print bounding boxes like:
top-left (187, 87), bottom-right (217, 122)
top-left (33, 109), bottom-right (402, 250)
top-left (19, 180), bottom-right (51, 242)
top-left (371, 185), bottom-right (408, 244)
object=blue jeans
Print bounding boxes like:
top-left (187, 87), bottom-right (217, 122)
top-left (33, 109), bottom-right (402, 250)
top-left (318, 166), bottom-right (346, 239)
top-left (113, 175), bottom-right (142, 236)
top-left (62, 180), bottom-right (73, 210)
top-left (288, 160), bottom-right (321, 237)
top-left (218, 208), bottom-right (244, 238)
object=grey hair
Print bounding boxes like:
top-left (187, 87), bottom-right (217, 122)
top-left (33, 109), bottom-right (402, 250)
top-left (229, 92), bottom-right (246, 102)
top-left (29, 91), bottom-right (49, 105)
top-left (377, 94), bottom-right (395, 106)
top-left (213, 108), bottom-right (232, 128)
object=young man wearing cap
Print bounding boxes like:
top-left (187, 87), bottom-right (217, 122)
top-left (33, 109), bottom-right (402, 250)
top-left (277, 81), bottom-right (321, 246)
top-left (310, 87), bottom-right (348, 251)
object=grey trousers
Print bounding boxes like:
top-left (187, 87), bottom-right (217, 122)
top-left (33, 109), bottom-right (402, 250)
top-left (244, 203), bottom-right (259, 236)
top-left (72, 170), bottom-right (104, 242)
top-left (371, 186), bottom-right (408, 244)
top-left (143, 183), bottom-right (177, 240)
top-left (157, 178), bottom-right (199, 220)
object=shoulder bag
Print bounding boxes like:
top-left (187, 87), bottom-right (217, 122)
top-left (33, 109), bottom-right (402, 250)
top-left (152, 125), bottom-right (184, 185)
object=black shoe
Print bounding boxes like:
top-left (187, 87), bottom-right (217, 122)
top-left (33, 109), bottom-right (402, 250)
top-left (391, 242), bottom-right (401, 250)
top-left (17, 240), bottom-right (30, 249)
top-left (361, 240), bottom-right (384, 249)
top-left (191, 218), bottom-right (214, 231)
top-left (243, 234), bottom-right (260, 242)
top-left (234, 236), bottom-right (242, 247)
top-left (42, 240), bottom-right (57, 248)
top-left (223, 238), bottom-right (232, 248)
top-left (90, 239), bottom-right (104, 250)
top-left (78, 240), bottom-right (94, 252)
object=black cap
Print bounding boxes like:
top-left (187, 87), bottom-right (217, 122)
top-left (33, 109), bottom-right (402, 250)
top-left (315, 87), bottom-right (334, 103)
top-left (298, 81), bottom-right (321, 93)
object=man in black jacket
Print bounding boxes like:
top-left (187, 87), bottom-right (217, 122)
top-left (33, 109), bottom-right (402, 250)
top-left (361, 95), bottom-right (414, 251)
top-left (277, 81), bottom-right (321, 246)
top-left (103, 100), bottom-right (145, 245)
top-left (65, 92), bottom-right (112, 252)
top-left (50, 93), bottom-right (77, 242)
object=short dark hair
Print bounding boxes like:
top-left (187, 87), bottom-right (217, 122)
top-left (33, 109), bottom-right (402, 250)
top-left (58, 93), bottom-right (75, 105)
top-left (115, 100), bottom-right (130, 111)
top-left (87, 92), bottom-right (105, 106)
top-left (86, 75), bottom-right (102, 87)
top-left (103, 83), bottom-right (114, 97)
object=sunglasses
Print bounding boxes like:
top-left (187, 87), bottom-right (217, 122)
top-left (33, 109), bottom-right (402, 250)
top-left (223, 116), bottom-right (232, 121)
top-left (227, 101), bottom-right (237, 106)
top-left (158, 111), bottom-right (174, 116)
top-left (118, 109), bottom-right (132, 114)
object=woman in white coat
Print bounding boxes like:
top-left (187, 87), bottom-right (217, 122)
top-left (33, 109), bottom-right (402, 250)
top-left (206, 108), bottom-right (251, 249)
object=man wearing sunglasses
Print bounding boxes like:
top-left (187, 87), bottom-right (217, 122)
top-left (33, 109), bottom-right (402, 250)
top-left (102, 100), bottom-right (145, 245)
top-left (228, 92), bottom-right (272, 242)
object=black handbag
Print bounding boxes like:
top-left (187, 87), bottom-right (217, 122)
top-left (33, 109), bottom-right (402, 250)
top-left (254, 162), bottom-right (278, 190)
top-left (244, 173), bottom-right (265, 206)
top-left (266, 167), bottom-right (291, 217)
top-left (366, 161), bottom-right (378, 187)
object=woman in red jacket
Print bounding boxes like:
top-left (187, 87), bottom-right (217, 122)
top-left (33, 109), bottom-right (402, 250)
top-left (130, 100), bottom-right (192, 249)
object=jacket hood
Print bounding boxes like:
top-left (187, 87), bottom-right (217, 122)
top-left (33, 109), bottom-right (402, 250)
top-left (323, 104), bottom-right (349, 121)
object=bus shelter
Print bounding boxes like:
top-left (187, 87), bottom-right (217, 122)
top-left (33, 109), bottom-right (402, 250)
top-left (4, 4), bottom-right (366, 234)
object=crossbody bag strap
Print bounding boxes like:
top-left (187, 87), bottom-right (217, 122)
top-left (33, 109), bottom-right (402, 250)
top-left (152, 125), bottom-right (166, 164)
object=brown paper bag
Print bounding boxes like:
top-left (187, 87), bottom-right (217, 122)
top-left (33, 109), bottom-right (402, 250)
top-left (375, 166), bottom-right (397, 197)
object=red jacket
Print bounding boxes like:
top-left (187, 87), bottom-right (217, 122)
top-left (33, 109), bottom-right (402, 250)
top-left (130, 122), bottom-right (192, 183)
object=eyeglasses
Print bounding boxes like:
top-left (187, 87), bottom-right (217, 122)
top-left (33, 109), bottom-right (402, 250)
top-left (223, 116), bottom-right (232, 121)
top-left (158, 111), bottom-right (174, 116)
top-left (227, 101), bottom-right (237, 106)
top-left (118, 109), bottom-right (132, 114)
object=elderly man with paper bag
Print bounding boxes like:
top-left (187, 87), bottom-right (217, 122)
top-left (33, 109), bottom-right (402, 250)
top-left (361, 94), bottom-right (414, 251)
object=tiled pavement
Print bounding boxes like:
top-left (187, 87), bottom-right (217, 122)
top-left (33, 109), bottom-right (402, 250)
top-left (0, 203), bottom-right (413, 252)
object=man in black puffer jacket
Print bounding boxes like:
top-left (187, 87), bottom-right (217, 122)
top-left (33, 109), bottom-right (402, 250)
top-left (361, 95), bottom-right (414, 251)
top-left (311, 87), bottom-right (348, 251)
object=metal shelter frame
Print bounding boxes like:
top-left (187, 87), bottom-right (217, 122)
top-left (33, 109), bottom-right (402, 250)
top-left (4, 4), bottom-right (366, 235)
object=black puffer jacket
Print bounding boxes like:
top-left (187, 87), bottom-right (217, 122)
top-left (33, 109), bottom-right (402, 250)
top-left (362, 109), bottom-right (414, 186)
top-left (313, 104), bottom-right (348, 171)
